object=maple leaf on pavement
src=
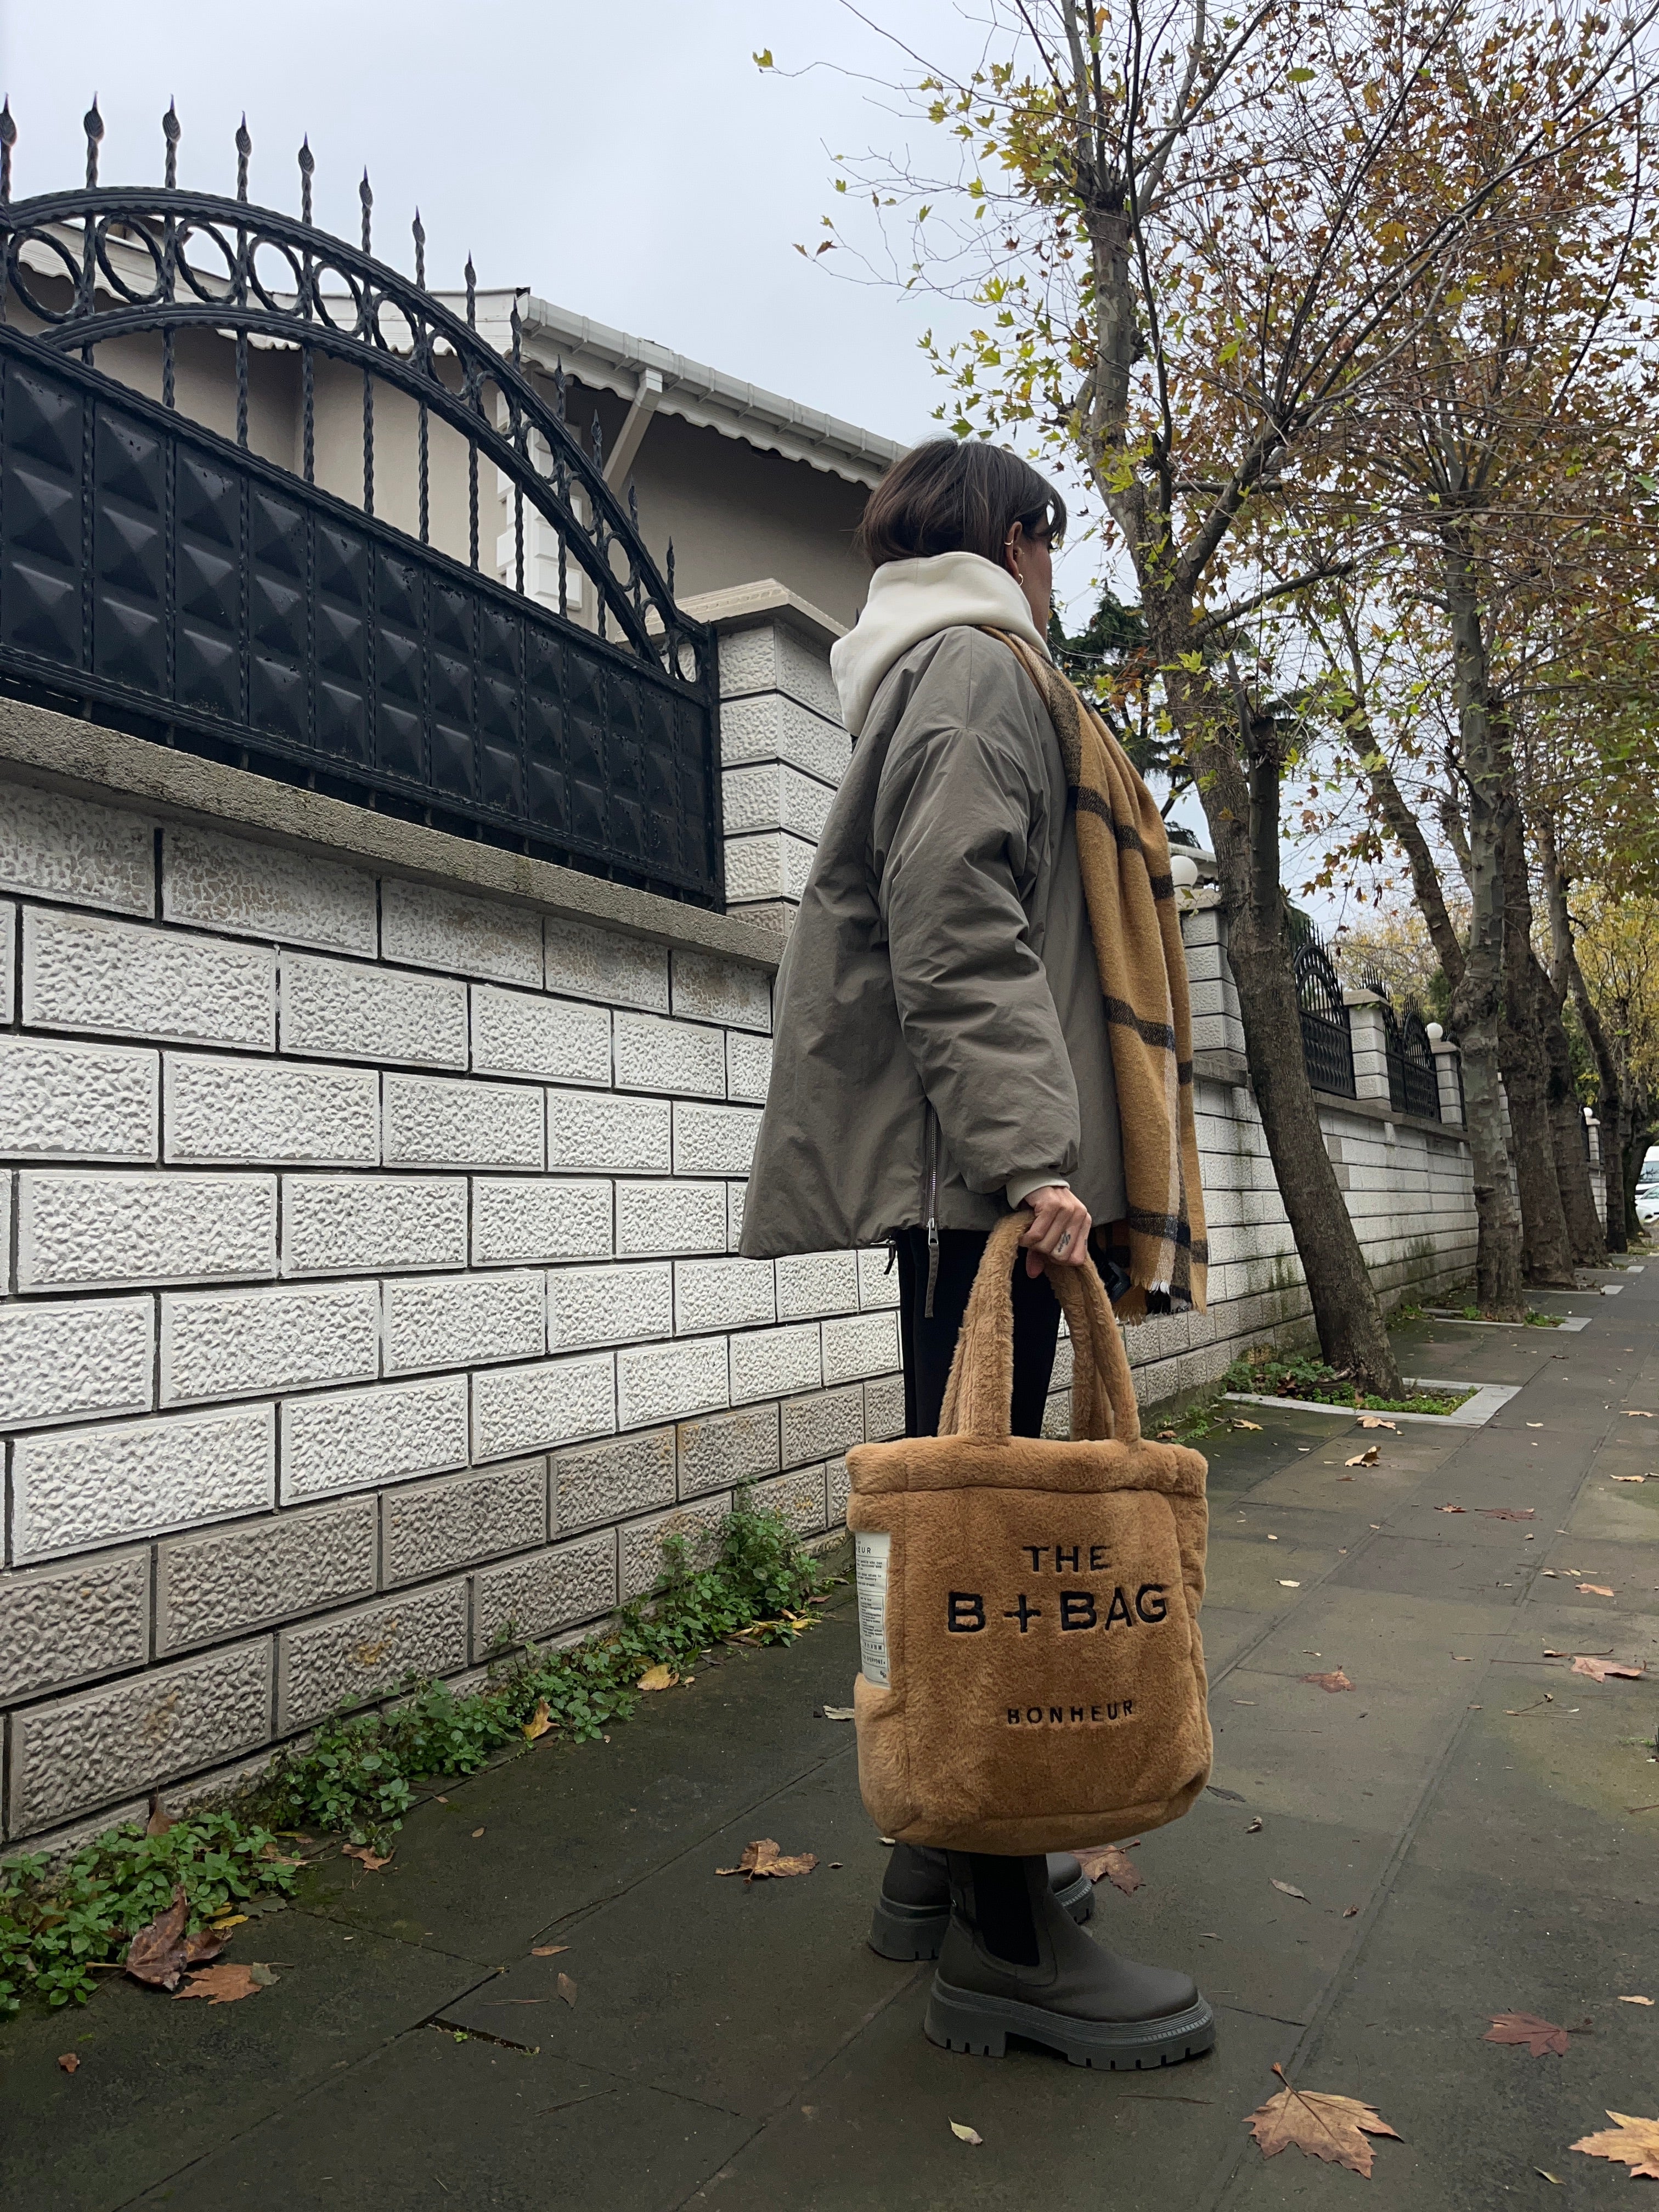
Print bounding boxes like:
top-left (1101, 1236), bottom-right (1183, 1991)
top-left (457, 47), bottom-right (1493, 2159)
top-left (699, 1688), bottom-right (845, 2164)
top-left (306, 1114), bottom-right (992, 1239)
top-left (1571, 1656), bottom-right (1646, 1681)
top-left (715, 1838), bottom-right (818, 1880)
top-left (1346, 1447), bottom-right (1380, 1467)
top-left (342, 1843), bottom-right (394, 1872)
top-left (173, 1962), bottom-right (267, 2006)
top-left (1245, 2064), bottom-right (1402, 2176)
top-left (1484, 2012), bottom-right (1570, 2056)
top-left (1572, 2112), bottom-right (1659, 2179)
top-left (124, 1886), bottom-right (227, 1990)
top-left (1302, 1669), bottom-right (1355, 1692)
top-left (1076, 1844), bottom-right (1142, 1893)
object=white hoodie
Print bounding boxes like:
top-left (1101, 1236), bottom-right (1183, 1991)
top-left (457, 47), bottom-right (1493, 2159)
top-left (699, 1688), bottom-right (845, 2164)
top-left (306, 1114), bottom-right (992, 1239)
top-left (830, 550), bottom-right (1051, 738)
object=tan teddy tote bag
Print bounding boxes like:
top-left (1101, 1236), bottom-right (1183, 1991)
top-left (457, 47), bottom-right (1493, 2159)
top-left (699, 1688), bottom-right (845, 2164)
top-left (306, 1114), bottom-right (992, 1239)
top-left (847, 1212), bottom-right (1211, 1855)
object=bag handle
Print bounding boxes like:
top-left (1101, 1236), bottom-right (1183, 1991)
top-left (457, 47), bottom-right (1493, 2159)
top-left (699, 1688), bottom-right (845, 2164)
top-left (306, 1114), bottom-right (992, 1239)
top-left (936, 1211), bottom-right (1142, 1446)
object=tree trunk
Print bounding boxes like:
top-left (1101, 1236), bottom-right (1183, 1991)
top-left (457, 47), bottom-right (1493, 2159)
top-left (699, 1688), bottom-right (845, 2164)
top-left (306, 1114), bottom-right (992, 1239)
top-left (1497, 805), bottom-right (1575, 1284)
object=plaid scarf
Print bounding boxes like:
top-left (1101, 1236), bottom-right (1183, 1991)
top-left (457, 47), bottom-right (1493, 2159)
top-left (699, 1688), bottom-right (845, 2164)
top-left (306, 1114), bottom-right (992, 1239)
top-left (987, 629), bottom-right (1208, 1318)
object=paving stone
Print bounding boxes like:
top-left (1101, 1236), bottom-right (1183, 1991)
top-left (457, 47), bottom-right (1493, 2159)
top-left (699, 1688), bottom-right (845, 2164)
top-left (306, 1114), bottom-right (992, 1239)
top-left (380, 1460), bottom-right (548, 1586)
top-left (280, 1376), bottom-right (470, 1503)
top-left (618, 1493), bottom-right (731, 1599)
top-left (162, 826), bottom-right (376, 953)
top-left (471, 983), bottom-right (611, 1085)
top-left (281, 953), bottom-right (467, 1067)
top-left (672, 1100), bottom-right (761, 1176)
top-left (165, 1053), bottom-right (379, 1165)
top-left (676, 1401), bottom-right (781, 1499)
top-left (548, 1259), bottom-right (672, 1351)
top-left (383, 1072), bottom-right (544, 1169)
top-left (780, 1384), bottom-right (864, 1470)
top-left (7, 1640), bottom-right (272, 1833)
top-left (161, 1279), bottom-right (380, 1404)
top-left (0, 1294), bottom-right (153, 1429)
top-left (17, 1169), bottom-right (276, 1291)
top-left (616, 1177), bottom-right (725, 1255)
top-left (551, 1427), bottom-right (677, 1534)
top-left (382, 1268), bottom-right (546, 1375)
top-left (0, 778), bottom-right (154, 915)
top-left (616, 1336), bottom-right (729, 1428)
top-left (281, 1172), bottom-right (467, 1276)
top-left (12, 1403), bottom-right (275, 1564)
top-left (156, 1498), bottom-right (379, 1654)
top-left (543, 916), bottom-right (670, 1011)
top-left (0, 1548), bottom-right (150, 1703)
top-left (775, 1248), bottom-right (859, 1321)
top-left (669, 951), bottom-right (771, 1032)
top-left (751, 1461), bottom-right (829, 1537)
top-left (0, 1034), bottom-right (157, 1161)
top-left (470, 1352), bottom-right (617, 1463)
top-left (729, 1321), bottom-right (821, 1404)
top-left (471, 1175), bottom-right (612, 1265)
top-left (472, 1529), bottom-right (617, 1653)
top-left (23, 907), bottom-right (274, 1049)
top-left (546, 1090), bottom-right (670, 1173)
top-left (674, 1255), bottom-right (776, 1334)
top-left (379, 877), bottom-right (541, 985)
top-left (276, 1580), bottom-right (470, 1729)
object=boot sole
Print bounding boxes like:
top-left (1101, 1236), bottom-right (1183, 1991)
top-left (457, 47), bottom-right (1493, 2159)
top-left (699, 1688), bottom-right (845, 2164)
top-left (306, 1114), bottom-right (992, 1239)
top-left (924, 1979), bottom-right (1216, 2068)
top-left (868, 1869), bottom-right (1094, 1963)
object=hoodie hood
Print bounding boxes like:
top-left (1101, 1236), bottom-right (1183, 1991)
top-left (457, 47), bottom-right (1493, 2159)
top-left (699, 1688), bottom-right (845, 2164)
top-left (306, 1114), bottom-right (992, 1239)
top-left (830, 550), bottom-right (1051, 737)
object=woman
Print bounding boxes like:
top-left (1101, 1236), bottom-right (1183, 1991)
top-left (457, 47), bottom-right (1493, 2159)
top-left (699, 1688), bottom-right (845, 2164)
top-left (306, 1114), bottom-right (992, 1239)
top-left (741, 439), bottom-right (1212, 2068)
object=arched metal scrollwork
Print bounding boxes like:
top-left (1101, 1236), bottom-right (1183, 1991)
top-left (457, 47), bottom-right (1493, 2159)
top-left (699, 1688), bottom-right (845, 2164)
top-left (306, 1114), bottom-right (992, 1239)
top-left (1289, 911), bottom-right (1357, 1098)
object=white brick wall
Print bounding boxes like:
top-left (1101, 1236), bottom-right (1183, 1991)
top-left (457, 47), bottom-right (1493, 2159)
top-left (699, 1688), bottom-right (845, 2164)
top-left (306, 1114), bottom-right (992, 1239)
top-left (281, 956), bottom-right (467, 1069)
top-left (0, 1034), bottom-right (157, 1161)
top-left (25, 908), bottom-right (275, 1050)
top-left (165, 1054), bottom-right (379, 1166)
top-left (161, 1280), bottom-right (381, 1404)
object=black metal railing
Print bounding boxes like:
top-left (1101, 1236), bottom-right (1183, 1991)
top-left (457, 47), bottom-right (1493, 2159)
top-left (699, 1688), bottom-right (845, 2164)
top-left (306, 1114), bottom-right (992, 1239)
top-left (1288, 911), bottom-right (1357, 1098)
top-left (0, 102), bottom-right (720, 906)
top-left (1357, 965), bottom-right (1443, 1122)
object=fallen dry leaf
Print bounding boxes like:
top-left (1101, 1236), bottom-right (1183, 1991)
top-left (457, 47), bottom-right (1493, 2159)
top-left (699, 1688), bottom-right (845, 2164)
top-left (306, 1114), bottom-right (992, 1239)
top-left (1302, 1669), bottom-right (1355, 1693)
top-left (522, 1699), bottom-right (553, 1741)
top-left (637, 1664), bottom-right (678, 1692)
top-left (341, 1844), bottom-right (393, 1873)
top-left (208, 1914), bottom-right (248, 1931)
top-left (144, 1798), bottom-right (176, 1838)
top-left (1572, 2111), bottom-right (1659, 2179)
top-left (1625, 1410), bottom-right (1655, 1418)
top-left (1485, 2011), bottom-right (1569, 2057)
top-left (57, 2052), bottom-right (79, 2074)
top-left (821, 1705), bottom-right (856, 1722)
top-left (531, 1945), bottom-right (568, 1958)
top-left (1271, 1880), bottom-right (1308, 1900)
top-left (173, 1962), bottom-right (264, 2006)
top-left (471, 1827), bottom-right (485, 1839)
top-left (1571, 1656), bottom-right (1646, 1681)
top-left (1358, 1417), bottom-right (1398, 1431)
top-left (1577, 1584), bottom-right (1616, 1598)
top-left (1232, 1418), bottom-right (1262, 1430)
top-left (950, 2120), bottom-right (984, 2146)
top-left (556, 1972), bottom-right (577, 2008)
top-left (1612, 1474), bottom-right (1647, 1483)
top-left (1437, 1504), bottom-right (1468, 1515)
top-left (1278, 1579), bottom-right (1302, 1588)
top-left (715, 1838), bottom-right (819, 1881)
top-left (1618, 1995), bottom-right (1655, 2006)
top-left (1343, 1905), bottom-right (1360, 1917)
top-left (1076, 1845), bottom-right (1142, 1894)
top-left (1245, 2064), bottom-right (1401, 2177)
top-left (124, 1887), bottom-right (227, 1990)
top-left (1346, 1447), bottom-right (1380, 1468)
top-left (1246, 1817), bottom-right (1264, 1833)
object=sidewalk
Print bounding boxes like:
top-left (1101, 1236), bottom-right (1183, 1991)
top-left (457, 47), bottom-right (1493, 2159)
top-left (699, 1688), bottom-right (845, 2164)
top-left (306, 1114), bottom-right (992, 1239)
top-left (4, 1270), bottom-right (1656, 2211)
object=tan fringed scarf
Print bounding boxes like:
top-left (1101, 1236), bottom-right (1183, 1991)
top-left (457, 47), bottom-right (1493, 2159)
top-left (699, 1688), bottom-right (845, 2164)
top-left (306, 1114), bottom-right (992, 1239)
top-left (985, 628), bottom-right (1208, 1319)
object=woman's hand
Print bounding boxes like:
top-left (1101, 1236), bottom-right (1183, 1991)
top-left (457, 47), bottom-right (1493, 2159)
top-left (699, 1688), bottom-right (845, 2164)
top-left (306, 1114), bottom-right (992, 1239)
top-left (1018, 1186), bottom-right (1093, 1278)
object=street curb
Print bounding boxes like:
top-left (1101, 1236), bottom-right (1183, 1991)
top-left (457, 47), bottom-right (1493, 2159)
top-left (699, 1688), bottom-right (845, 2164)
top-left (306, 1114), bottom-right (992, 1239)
top-left (1223, 1379), bottom-right (1521, 1427)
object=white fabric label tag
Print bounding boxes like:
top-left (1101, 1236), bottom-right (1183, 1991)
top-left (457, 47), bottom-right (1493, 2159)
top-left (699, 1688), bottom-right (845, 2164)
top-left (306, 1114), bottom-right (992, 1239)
top-left (855, 1530), bottom-right (891, 1688)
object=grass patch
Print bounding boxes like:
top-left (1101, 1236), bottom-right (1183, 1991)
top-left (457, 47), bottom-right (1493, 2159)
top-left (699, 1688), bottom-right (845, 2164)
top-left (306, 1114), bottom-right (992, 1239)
top-left (1223, 1350), bottom-right (1474, 1417)
top-left (1, 1496), bottom-right (831, 2019)
top-left (1446, 1304), bottom-right (1564, 1327)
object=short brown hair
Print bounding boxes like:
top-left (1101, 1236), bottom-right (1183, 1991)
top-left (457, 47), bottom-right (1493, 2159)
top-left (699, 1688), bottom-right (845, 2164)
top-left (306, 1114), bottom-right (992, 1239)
top-left (856, 439), bottom-right (1066, 568)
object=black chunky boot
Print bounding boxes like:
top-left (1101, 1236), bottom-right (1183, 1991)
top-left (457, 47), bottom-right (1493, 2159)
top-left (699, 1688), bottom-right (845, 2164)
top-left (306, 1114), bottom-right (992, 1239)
top-left (925, 1852), bottom-right (1215, 2068)
top-left (868, 1843), bottom-right (1092, 1961)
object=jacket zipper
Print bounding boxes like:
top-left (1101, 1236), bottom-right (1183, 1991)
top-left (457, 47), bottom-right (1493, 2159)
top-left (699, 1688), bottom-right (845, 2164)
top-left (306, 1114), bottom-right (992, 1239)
top-left (922, 1102), bottom-right (940, 1318)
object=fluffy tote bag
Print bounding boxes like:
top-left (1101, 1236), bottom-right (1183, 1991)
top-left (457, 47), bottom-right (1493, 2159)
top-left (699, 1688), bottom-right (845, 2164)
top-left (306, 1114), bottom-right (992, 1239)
top-left (847, 1213), bottom-right (1211, 1855)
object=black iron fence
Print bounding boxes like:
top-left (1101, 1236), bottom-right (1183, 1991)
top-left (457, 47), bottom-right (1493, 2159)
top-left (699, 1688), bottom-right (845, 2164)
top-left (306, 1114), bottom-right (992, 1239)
top-left (1356, 964), bottom-right (1443, 1122)
top-left (0, 102), bottom-right (720, 907)
top-left (1288, 910), bottom-right (1357, 1098)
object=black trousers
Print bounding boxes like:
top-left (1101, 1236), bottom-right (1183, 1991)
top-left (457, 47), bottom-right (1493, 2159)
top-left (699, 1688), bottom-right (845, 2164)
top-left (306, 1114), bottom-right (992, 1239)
top-left (894, 1225), bottom-right (1063, 1439)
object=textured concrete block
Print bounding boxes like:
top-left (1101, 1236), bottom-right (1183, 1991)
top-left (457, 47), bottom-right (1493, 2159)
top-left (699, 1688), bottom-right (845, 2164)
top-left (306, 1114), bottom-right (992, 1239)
top-left (471, 1352), bottom-right (617, 1463)
top-left (614, 1011), bottom-right (726, 1099)
top-left (473, 1530), bottom-right (617, 1654)
top-left (282, 955), bottom-right (467, 1068)
top-left (616, 1178), bottom-right (725, 1256)
top-left (718, 618), bottom-right (841, 714)
top-left (8, 1641), bottom-right (273, 1835)
top-left (384, 1073), bottom-right (544, 1169)
top-left (724, 832), bottom-right (816, 907)
top-left (725, 1030), bottom-right (772, 1105)
top-left (676, 1402), bottom-right (780, 1500)
top-left (18, 1169), bottom-right (276, 1290)
top-left (721, 761), bottom-right (836, 843)
top-left (729, 1322), bottom-right (821, 1405)
top-left (780, 1385), bottom-right (863, 1470)
top-left (670, 951), bottom-right (771, 1032)
top-left (13, 1403), bottom-right (275, 1563)
top-left (0, 1549), bottom-right (150, 1703)
top-left (719, 687), bottom-right (851, 785)
top-left (163, 826), bottom-right (376, 953)
top-left (775, 1250), bottom-right (859, 1322)
top-left (619, 1494), bottom-right (730, 1600)
top-left (161, 1279), bottom-right (380, 1404)
top-left (826, 1453), bottom-right (849, 1526)
top-left (548, 1260), bottom-right (672, 1351)
top-left (277, 1580), bottom-right (470, 1728)
top-left (552, 1427), bottom-right (676, 1534)
top-left (24, 907), bottom-right (274, 1050)
top-left (472, 984), bottom-right (611, 1086)
top-left (547, 1090), bottom-right (670, 1173)
top-left (727, 1181), bottom-right (747, 1252)
top-left (472, 1176), bottom-right (612, 1265)
top-left (383, 1269), bottom-right (546, 1376)
top-left (0, 1295), bottom-right (153, 1429)
top-left (857, 1246), bottom-right (900, 1310)
top-left (282, 1174), bottom-right (466, 1277)
top-left (0, 780), bottom-right (154, 915)
top-left (675, 1257), bottom-right (775, 1334)
top-left (381, 877), bottom-right (540, 985)
top-left (543, 917), bottom-right (669, 1012)
top-left (616, 1336), bottom-right (729, 1429)
top-left (280, 1376), bottom-right (470, 1503)
top-left (0, 1035), bottom-right (156, 1161)
top-left (165, 1054), bottom-right (379, 1166)
top-left (157, 1498), bottom-right (379, 1654)
top-left (864, 1372), bottom-right (905, 1442)
top-left (822, 1310), bottom-right (901, 1384)
top-left (672, 1102), bottom-right (760, 1177)
top-left (0, 900), bottom-right (11, 1023)
top-left (751, 1463), bottom-right (829, 1538)
top-left (381, 1460), bottom-right (548, 1587)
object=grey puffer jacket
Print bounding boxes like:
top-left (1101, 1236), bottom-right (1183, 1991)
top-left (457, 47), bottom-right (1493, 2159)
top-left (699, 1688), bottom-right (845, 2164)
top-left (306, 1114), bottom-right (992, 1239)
top-left (739, 624), bottom-right (1124, 1259)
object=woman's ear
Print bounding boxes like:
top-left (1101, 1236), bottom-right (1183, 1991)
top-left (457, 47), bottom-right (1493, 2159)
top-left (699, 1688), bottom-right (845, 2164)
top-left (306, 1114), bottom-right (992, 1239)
top-left (1003, 522), bottom-right (1024, 580)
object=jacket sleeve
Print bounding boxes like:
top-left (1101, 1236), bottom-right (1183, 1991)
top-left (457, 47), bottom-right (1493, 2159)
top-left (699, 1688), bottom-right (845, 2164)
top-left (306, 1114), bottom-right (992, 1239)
top-left (871, 631), bottom-right (1080, 1197)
